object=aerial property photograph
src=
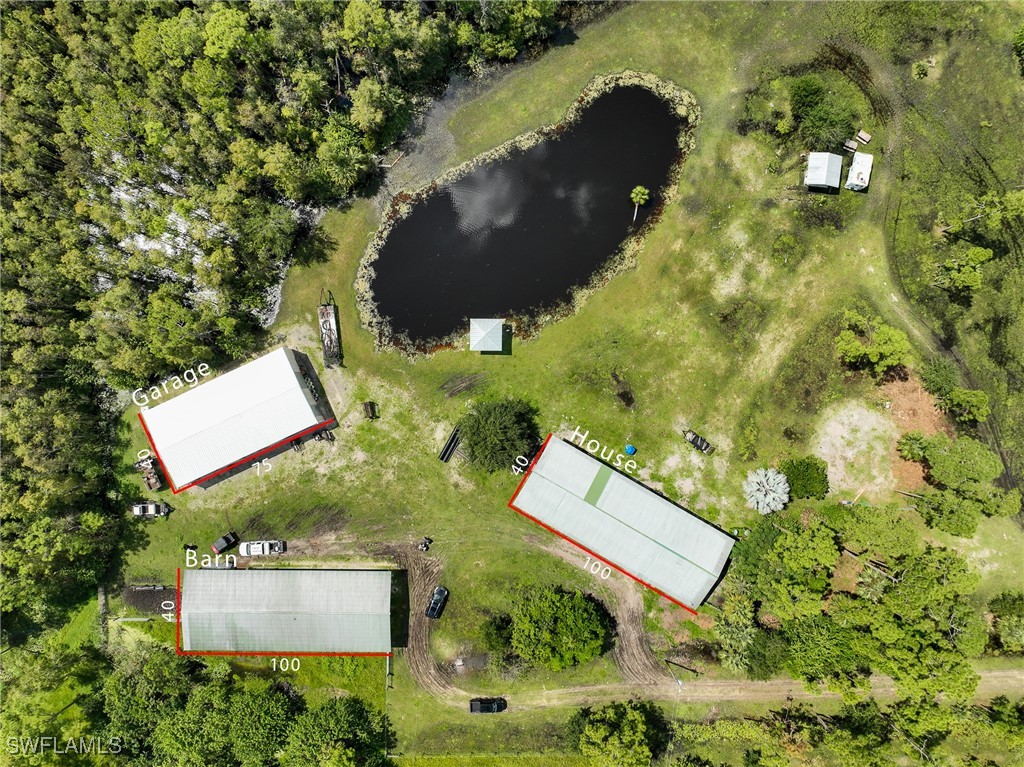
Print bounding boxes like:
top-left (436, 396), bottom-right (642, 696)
top-left (2, 2), bottom-right (1023, 767)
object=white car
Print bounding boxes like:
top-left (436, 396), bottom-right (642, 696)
top-left (239, 540), bottom-right (287, 557)
top-left (132, 501), bottom-right (169, 518)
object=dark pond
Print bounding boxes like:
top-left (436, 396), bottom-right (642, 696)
top-left (370, 85), bottom-right (685, 345)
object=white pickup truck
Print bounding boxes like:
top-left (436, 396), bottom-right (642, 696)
top-left (239, 540), bottom-right (287, 557)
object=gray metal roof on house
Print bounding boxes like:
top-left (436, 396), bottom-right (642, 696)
top-left (469, 318), bottom-right (504, 352)
top-left (804, 152), bottom-right (843, 188)
top-left (510, 438), bottom-right (734, 610)
top-left (180, 569), bottom-right (392, 654)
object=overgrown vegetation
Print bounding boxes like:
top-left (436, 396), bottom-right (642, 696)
top-left (835, 310), bottom-right (912, 378)
top-left (457, 397), bottom-right (540, 473)
top-left (990, 591), bottom-right (1024, 654)
top-left (779, 456), bottom-right (830, 500)
top-left (2, 637), bottom-right (391, 767)
top-left (898, 432), bottom-right (1021, 536)
top-left (485, 586), bottom-right (612, 673)
top-left (567, 700), bottom-right (670, 767)
top-left (728, 504), bottom-right (986, 711)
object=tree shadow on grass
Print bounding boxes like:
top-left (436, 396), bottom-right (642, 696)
top-left (292, 224), bottom-right (338, 267)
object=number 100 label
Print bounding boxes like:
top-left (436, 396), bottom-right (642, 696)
top-left (583, 556), bottom-right (611, 580)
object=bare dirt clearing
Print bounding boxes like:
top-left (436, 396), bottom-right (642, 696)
top-left (878, 376), bottom-right (952, 490)
top-left (512, 669), bottom-right (1024, 709)
top-left (384, 546), bottom-right (459, 699)
top-left (812, 400), bottom-right (897, 500)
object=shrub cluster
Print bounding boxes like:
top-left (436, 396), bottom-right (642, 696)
top-left (780, 456), bottom-right (830, 500)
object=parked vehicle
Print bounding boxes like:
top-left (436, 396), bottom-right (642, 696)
top-left (425, 586), bottom-right (449, 619)
top-left (210, 532), bottom-right (240, 554)
top-left (684, 430), bottom-right (715, 455)
top-left (132, 501), bottom-right (170, 519)
top-left (469, 698), bottom-right (507, 714)
top-left (239, 540), bottom-right (287, 557)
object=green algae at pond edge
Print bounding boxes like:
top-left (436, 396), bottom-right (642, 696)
top-left (356, 71), bottom-right (699, 354)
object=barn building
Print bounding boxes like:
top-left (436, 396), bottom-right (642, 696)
top-left (139, 347), bottom-right (332, 492)
top-left (178, 569), bottom-right (392, 655)
top-left (509, 436), bottom-right (735, 612)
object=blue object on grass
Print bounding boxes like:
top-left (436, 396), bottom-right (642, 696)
top-left (625, 444), bottom-right (637, 456)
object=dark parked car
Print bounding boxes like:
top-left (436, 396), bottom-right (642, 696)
top-left (425, 586), bottom-right (449, 619)
top-left (684, 430), bottom-right (715, 455)
top-left (469, 698), bottom-right (507, 714)
top-left (211, 532), bottom-right (240, 554)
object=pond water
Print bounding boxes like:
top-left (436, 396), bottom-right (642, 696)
top-left (369, 85), bottom-right (685, 346)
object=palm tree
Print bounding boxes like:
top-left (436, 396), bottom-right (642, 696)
top-left (630, 185), bottom-right (650, 222)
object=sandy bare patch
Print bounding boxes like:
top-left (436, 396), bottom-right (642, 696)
top-left (730, 139), bottom-right (765, 193)
top-left (878, 376), bottom-right (952, 490)
top-left (675, 477), bottom-right (697, 497)
top-left (812, 400), bottom-right (898, 500)
top-left (878, 376), bottom-right (952, 437)
top-left (713, 267), bottom-right (744, 298)
top-left (663, 452), bottom-right (685, 472)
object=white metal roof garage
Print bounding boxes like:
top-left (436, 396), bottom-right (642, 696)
top-left (139, 347), bottom-right (328, 491)
top-left (509, 437), bottom-right (734, 611)
top-left (180, 569), bottom-right (392, 655)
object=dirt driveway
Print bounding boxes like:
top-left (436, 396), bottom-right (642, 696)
top-left (386, 546), bottom-right (459, 699)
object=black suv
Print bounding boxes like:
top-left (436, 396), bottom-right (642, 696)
top-left (210, 532), bottom-right (240, 554)
top-left (425, 586), bottom-right (449, 619)
top-left (469, 698), bottom-right (507, 714)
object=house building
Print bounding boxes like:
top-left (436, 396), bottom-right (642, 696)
top-left (509, 436), bottom-right (735, 612)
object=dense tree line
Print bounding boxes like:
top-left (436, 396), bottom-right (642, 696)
top-left (568, 695), bottom-right (1024, 766)
top-left (1, 0), bottom-right (564, 629)
top-left (721, 505), bottom-right (988, 723)
top-left (2, 638), bottom-right (392, 767)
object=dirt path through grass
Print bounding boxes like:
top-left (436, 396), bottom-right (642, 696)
top-left (510, 668), bottom-right (1024, 709)
top-left (390, 547), bottom-right (461, 698)
top-left (536, 537), bottom-right (670, 686)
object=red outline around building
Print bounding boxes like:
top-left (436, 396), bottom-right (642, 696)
top-left (508, 433), bottom-right (700, 617)
top-left (175, 568), bottom-right (392, 658)
top-left (139, 414), bottom-right (336, 494)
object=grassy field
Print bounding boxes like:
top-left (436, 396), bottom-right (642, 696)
top-left (115, 2), bottom-right (1024, 760)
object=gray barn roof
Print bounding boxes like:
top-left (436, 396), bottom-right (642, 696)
top-left (180, 569), bottom-right (392, 654)
top-left (510, 438), bottom-right (734, 610)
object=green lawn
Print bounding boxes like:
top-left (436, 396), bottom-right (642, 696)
top-left (116, 1), bottom-right (1024, 758)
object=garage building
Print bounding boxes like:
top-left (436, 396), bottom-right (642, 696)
top-left (509, 436), bottom-right (735, 612)
top-left (179, 569), bottom-right (392, 655)
top-left (139, 347), bottom-right (332, 492)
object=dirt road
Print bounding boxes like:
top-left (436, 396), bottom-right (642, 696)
top-left (510, 669), bottom-right (1024, 708)
top-left (388, 546), bottom-right (460, 698)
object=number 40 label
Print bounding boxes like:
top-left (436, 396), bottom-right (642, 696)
top-left (511, 455), bottom-right (529, 475)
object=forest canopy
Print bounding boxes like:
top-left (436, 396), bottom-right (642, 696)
top-left (0, 0), bottom-right (564, 625)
